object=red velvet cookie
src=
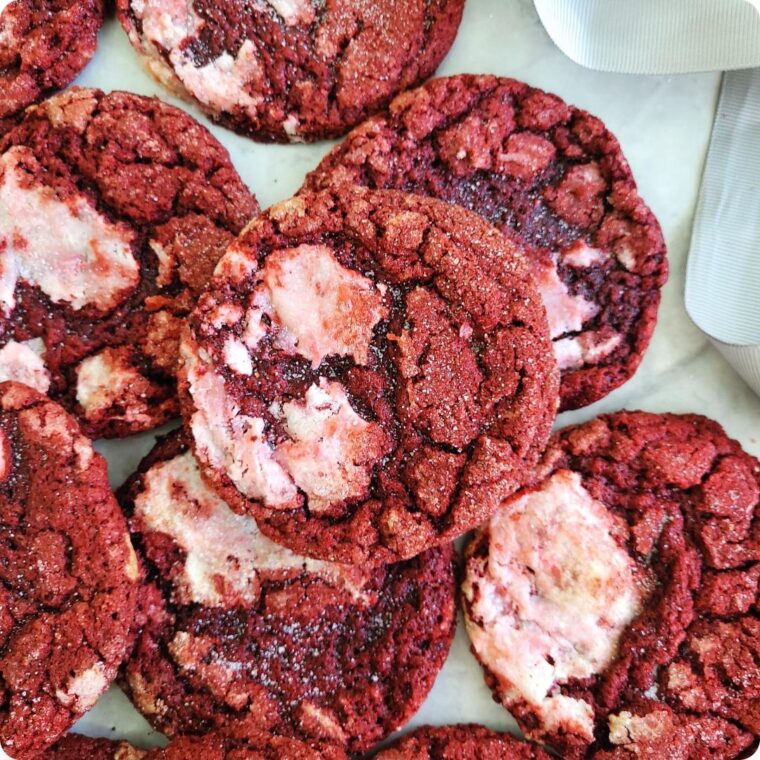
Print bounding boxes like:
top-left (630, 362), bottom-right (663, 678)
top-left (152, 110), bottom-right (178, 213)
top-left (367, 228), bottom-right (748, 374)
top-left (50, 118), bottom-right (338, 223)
top-left (40, 734), bottom-right (134, 759)
top-left (0, 382), bottom-right (140, 759)
top-left (44, 729), bottom-right (347, 759)
top-left (462, 411), bottom-right (759, 759)
top-left (116, 0), bottom-right (464, 143)
top-left (375, 725), bottom-right (551, 759)
top-left (119, 431), bottom-right (457, 754)
top-left (305, 74), bottom-right (668, 410)
top-left (0, 0), bottom-right (103, 124)
top-left (0, 87), bottom-right (258, 438)
top-left (179, 187), bottom-right (558, 564)
top-left (590, 700), bottom-right (755, 760)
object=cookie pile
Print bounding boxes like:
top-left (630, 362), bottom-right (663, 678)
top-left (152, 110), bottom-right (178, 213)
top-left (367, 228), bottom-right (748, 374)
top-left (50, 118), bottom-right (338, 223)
top-left (0, 2), bottom-right (757, 759)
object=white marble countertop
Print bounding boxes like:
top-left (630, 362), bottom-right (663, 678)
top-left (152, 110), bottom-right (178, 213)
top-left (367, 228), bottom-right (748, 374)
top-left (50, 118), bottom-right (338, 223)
top-left (71, 0), bottom-right (760, 750)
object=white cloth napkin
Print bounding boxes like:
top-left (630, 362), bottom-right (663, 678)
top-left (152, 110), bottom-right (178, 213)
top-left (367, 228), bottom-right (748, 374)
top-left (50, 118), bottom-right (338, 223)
top-left (534, 0), bottom-right (760, 74)
top-left (686, 69), bottom-right (760, 398)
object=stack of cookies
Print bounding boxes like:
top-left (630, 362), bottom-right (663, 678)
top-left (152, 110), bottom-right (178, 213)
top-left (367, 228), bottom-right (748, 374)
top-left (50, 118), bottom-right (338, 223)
top-left (0, 1), bottom-right (757, 759)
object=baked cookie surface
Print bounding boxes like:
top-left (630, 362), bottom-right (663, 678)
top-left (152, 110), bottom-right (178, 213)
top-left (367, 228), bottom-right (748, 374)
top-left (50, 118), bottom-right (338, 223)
top-left (44, 728), bottom-right (347, 759)
top-left (0, 0), bottom-right (103, 124)
top-left (0, 382), bottom-right (139, 759)
top-left (462, 411), bottom-right (759, 759)
top-left (179, 186), bottom-right (558, 564)
top-left (375, 724), bottom-right (550, 759)
top-left (116, 0), bottom-right (464, 142)
top-left (120, 431), bottom-right (456, 754)
top-left (0, 87), bottom-right (258, 437)
top-left (305, 74), bottom-right (668, 410)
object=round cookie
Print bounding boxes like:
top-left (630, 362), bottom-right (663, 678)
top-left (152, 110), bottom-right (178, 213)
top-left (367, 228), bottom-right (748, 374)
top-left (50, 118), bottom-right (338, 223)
top-left (0, 87), bottom-right (258, 438)
top-left (179, 187), bottom-right (559, 564)
top-left (119, 431), bottom-right (457, 753)
top-left (0, 0), bottom-right (103, 125)
top-left (44, 729), bottom-right (347, 759)
top-left (116, 0), bottom-right (464, 143)
top-left (304, 74), bottom-right (668, 410)
top-left (0, 382), bottom-right (140, 759)
top-left (375, 725), bottom-right (551, 759)
top-left (462, 411), bottom-right (759, 759)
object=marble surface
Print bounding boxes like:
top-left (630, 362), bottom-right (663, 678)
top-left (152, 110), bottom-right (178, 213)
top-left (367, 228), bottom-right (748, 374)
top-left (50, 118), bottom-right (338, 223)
top-left (68, 0), bottom-right (760, 750)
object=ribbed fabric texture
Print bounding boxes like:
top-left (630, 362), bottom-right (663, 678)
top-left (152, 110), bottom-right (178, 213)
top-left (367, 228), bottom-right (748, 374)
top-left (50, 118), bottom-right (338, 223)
top-left (686, 69), bottom-right (760, 397)
top-left (534, 0), bottom-right (760, 74)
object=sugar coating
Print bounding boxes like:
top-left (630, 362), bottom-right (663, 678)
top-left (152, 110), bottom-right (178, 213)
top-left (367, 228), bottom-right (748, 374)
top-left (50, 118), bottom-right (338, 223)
top-left (0, 0), bottom-right (103, 123)
top-left (0, 87), bottom-right (257, 438)
top-left (120, 432), bottom-right (457, 753)
top-left (0, 147), bottom-right (139, 315)
top-left (464, 410), bottom-right (760, 758)
top-left (0, 383), bottom-right (138, 758)
top-left (42, 730), bottom-right (348, 759)
top-left (134, 450), bottom-right (369, 607)
top-left (181, 186), bottom-right (559, 565)
top-left (376, 724), bottom-right (551, 759)
top-left (592, 702), bottom-right (756, 759)
top-left (464, 469), bottom-right (644, 741)
top-left (118, 0), bottom-right (464, 142)
top-left (305, 74), bottom-right (668, 410)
